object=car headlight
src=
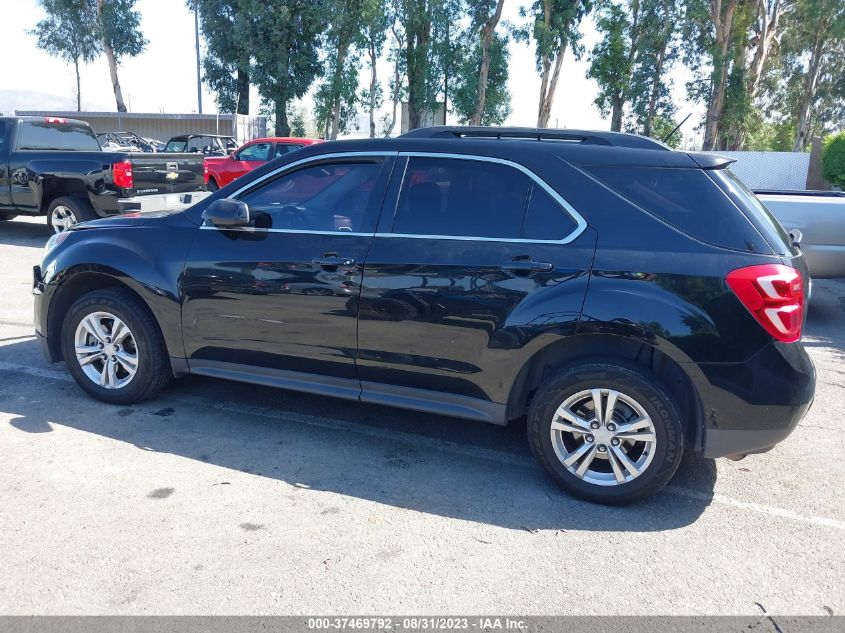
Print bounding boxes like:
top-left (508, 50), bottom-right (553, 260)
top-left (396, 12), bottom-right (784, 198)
top-left (43, 231), bottom-right (71, 259)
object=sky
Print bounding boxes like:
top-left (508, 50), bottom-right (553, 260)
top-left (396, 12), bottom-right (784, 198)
top-left (0, 0), bottom-right (702, 144)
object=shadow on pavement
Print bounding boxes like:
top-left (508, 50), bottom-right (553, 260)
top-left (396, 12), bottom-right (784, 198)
top-left (0, 337), bottom-right (717, 532)
top-left (0, 219), bottom-right (50, 247)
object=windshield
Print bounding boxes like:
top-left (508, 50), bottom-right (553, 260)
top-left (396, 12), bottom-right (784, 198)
top-left (164, 139), bottom-right (188, 152)
top-left (16, 120), bottom-right (101, 151)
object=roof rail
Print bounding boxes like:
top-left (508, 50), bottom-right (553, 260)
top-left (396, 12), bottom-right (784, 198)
top-left (400, 126), bottom-right (670, 151)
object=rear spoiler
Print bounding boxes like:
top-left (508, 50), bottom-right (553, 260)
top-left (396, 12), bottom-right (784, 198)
top-left (687, 152), bottom-right (736, 170)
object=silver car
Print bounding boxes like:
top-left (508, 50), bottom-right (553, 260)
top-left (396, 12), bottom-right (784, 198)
top-left (756, 191), bottom-right (845, 279)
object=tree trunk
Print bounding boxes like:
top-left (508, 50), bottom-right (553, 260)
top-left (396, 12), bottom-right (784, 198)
top-left (275, 97), bottom-right (290, 137)
top-left (702, 0), bottom-right (739, 150)
top-left (536, 0), bottom-right (579, 128)
top-left (236, 68), bottom-right (250, 115)
top-left (74, 58), bottom-right (81, 112)
top-left (610, 97), bottom-right (623, 132)
top-left (96, 0), bottom-right (127, 113)
top-left (793, 25), bottom-right (827, 152)
top-left (537, 42), bottom-right (566, 127)
top-left (368, 38), bottom-right (378, 138)
top-left (644, 38), bottom-right (667, 137)
top-left (471, 0), bottom-right (506, 126)
top-left (406, 19), bottom-right (430, 131)
top-left (328, 43), bottom-right (349, 140)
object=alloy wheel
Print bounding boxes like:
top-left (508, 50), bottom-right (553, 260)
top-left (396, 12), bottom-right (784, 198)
top-left (50, 205), bottom-right (78, 234)
top-left (74, 311), bottom-right (139, 389)
top-left (550, 388), bottom-right (657, 486)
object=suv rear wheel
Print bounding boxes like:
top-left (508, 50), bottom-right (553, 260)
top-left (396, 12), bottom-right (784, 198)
top-left (61, 288), bottom-right (171, 404)
top-left (527, 359), bottom-right (684, 504)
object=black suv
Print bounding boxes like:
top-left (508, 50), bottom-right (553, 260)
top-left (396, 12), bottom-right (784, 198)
top-left (33, 126), bottom-right (815, 504)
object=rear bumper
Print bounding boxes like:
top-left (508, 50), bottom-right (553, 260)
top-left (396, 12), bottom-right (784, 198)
top-left (117, 191), bottom-right (211, 214)
top-left (696, 341), bottom-right (815, 458)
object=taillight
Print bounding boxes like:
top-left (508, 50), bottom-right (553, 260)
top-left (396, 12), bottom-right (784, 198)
top-left (726, 264), bottom-right (804, 342)
top-left (113, 159), bottom-right (134, 189)
top-left (203, 159), bottom-right (209, 185)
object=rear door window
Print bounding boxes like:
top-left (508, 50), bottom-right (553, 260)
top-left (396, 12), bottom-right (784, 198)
top-left (587, 166), bottom-right (771, 253)
top-left (392, 157), bottom-right (531, 239)
top-left (274, 143), bottom-right (304, 158)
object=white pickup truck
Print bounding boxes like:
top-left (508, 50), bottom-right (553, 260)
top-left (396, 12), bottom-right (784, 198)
top-left (755, 191), bottom-right (845, 279)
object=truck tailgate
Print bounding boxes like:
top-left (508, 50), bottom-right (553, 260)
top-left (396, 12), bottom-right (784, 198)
top-left (128, 153), bottom-right (205, 195)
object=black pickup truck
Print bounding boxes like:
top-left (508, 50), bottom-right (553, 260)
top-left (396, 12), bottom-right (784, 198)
top-left (0, 116), bottom-right (210, 233)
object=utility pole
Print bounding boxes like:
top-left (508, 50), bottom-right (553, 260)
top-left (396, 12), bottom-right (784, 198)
top-left (194, 0), bottom-right (203, 114)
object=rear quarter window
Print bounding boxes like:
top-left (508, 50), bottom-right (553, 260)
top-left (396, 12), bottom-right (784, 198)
top-left (586, 166), bottom-right (771, 253)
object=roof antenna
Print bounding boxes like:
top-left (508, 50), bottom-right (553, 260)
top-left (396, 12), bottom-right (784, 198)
top-left (662, 112), bottom-right (692, 145)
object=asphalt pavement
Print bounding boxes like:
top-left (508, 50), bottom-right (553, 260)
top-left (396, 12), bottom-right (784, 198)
top-left (0, 216), bottom-right (843, 615)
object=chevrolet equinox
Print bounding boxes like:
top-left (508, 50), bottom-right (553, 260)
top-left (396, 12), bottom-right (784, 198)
top-left (33, 126), bottom-right (816, 504)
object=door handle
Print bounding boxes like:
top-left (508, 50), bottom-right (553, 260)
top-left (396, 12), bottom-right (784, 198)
top-left (500, 258), bottom-right (553, 276)
top-left (314, 254), bottom-right (355, 271)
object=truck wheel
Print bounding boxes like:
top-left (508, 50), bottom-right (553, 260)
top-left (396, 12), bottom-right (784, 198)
top-left (207, 178), bottom-right (219, 192)
top-left (527, 359), bottom-right (684, 505)
top-left (47, 197), bottom-right (98, 234)
top-left (60, 287), bottom-right (172, 405)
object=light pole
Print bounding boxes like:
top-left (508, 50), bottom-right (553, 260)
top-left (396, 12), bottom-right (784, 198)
top-left (194, 0), bottom-right (203, 114)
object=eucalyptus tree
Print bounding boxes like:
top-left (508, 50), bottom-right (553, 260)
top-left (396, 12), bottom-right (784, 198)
top-left (95, 0), bottom-right (147, 112)
top-left (514, 0), bottom-right (592, 127)
top-left (195, 0), bottom-right (252, 115)
top-left (31, 0), bottom-right (100, 112)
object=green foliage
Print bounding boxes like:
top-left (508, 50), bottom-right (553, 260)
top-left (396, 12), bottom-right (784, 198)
top-left (822, 132), bottom-right (845, 188)
top-left (30, 0), bottom-right (100, 110)
top-left (587, 0), bottom-right (629, 123)
top-left (239, 0), bottom-right (324, 135)
top-left (196, 0), bottom-right (252, 114)
top-left (773, 0), bottom-right (845, 150)
top-left (398, 0), bottom-right (462, 128)
top-left (514, 0), bottom-right (591, 72)
top-left (648, 115), bottom-right (680, 148)
top-left (98, 0), bottom-right (146, 60)
top-left (452, 32), bottom-right (511, 124)
top-left (312, 0), bottom-right (366, 138)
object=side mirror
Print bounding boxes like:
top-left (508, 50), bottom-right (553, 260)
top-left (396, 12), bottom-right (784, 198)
top-left (230, 152), bottom-right (238, 160)
top-left (202, 199), bottom-right (250, 227)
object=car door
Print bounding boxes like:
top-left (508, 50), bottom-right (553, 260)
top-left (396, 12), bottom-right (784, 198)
top-left (355, 153), bottom-right (596, 422)
top-left (181, 153), bottom-right (395, 391)
top-left (227, 142), bottom-right (271, 185)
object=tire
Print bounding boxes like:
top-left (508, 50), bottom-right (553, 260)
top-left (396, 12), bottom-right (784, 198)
top-left (46, 196), bottom-right (98, 234)
top-left (207, 178), bottom-right (219, 192)
top-left (60, 287), bottom-right (172, 405)
top-left (527, 358), bottom-right (684, 505)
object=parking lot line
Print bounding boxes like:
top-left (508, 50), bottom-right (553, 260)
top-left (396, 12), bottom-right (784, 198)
top-left (1, 355), bottom-right (843, 533)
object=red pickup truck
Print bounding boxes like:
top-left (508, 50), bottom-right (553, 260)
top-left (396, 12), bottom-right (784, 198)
top-left (205, 137), bottom-right (322, 190)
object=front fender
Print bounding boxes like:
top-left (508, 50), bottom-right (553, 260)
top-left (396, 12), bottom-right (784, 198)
top-left (40, 218), bottom-right (197, 361)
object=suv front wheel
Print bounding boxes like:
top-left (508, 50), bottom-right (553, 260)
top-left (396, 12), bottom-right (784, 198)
top-left (527, 359), bottom-right (684, 504)
top-left (61, 288), bottom-right (172, 404)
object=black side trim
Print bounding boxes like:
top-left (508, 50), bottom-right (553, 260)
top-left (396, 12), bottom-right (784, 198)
top-left (189, 360), bottom-right (362, 401)
top-left (185, 360), bottom-right (508, 424)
